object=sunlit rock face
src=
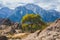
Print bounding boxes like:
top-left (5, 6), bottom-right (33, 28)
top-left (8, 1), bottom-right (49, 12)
top-left (22, 19), bottom-right (60, 40)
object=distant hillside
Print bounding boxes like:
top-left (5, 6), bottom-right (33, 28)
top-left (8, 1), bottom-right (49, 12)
top-left (0, 18), bottom-right (14, 25)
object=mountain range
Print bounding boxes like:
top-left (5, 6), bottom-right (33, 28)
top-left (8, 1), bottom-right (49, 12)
top-left (0, 4), bottom-right (60, 22)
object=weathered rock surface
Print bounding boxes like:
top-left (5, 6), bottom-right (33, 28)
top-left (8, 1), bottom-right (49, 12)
top-left (22, 19), bottom-right (60, 40)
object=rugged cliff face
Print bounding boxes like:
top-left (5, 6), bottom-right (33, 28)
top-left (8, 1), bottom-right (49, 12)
top-left (22, 19), bottom-right (60, 40)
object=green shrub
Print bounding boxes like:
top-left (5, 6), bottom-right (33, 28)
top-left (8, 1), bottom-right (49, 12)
top-left (21, 14), bottom-right (47, 32)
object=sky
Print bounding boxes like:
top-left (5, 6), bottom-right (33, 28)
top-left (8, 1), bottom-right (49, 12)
top-left (0, 0), bottom-right (60, 11)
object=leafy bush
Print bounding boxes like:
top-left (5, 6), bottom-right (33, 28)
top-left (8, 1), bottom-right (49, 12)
top-left (21, 14), bottom-right (47, 32)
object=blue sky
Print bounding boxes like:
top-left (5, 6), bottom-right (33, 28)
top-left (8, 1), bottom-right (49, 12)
top-left (0, 0), bottom-right (60, 11)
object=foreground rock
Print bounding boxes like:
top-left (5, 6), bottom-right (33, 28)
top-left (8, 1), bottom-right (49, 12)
top-left (22, 19), bottom-right (60, 40)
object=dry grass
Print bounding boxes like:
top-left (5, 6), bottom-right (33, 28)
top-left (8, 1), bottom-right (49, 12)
top-left (7, 33), bottom-right (29, 39)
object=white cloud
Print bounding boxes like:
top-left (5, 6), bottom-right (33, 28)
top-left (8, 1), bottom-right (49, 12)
top-left (0, 0), bottom-right (34, 9)
top-left (34, 0), bottom-right (60, 11)
top-left (0, 0), bottom-right (60, 11)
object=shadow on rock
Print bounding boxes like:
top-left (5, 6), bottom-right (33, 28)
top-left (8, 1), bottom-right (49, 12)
top-left (0, 36), bottom-right (8, 40)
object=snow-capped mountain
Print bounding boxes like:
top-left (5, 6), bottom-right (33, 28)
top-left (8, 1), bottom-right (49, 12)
top-left (0, 4), bottom-right (60, 22)
top-left (24, 4), bottom-right (60, 22)
top-left (9, 6), bottom-right (34, 22)
top-left (0, 7), bottom-right (13, 18)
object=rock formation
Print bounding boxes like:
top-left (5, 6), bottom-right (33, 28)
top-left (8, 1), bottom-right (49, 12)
top-left (22, 19), bottom-right (60, 40)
